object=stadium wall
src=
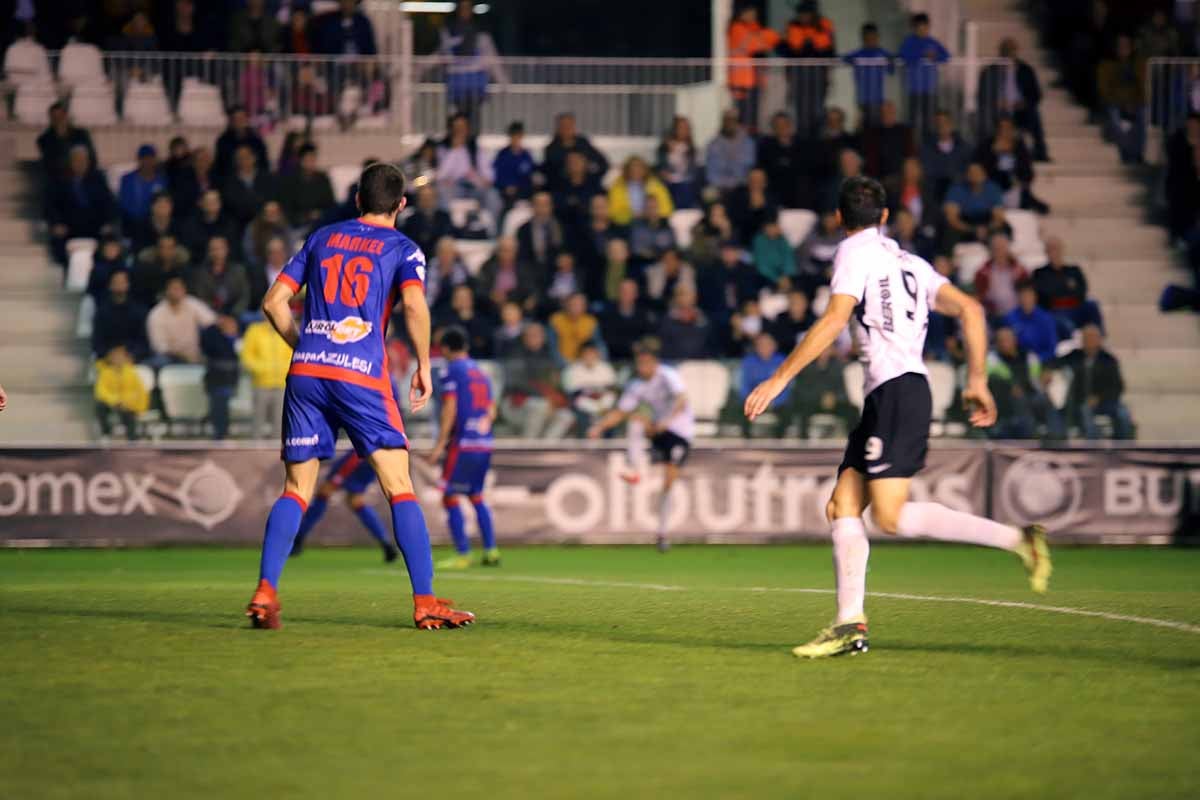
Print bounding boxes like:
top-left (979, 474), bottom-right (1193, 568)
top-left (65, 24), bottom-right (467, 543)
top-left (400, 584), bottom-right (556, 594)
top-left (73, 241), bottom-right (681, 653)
top-left (0, 444), bottom-right (1197, 546)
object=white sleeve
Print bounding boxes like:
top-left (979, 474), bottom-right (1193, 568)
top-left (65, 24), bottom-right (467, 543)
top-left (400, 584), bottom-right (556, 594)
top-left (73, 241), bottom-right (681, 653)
top-left (617, 382), bottom-right (641, 413)
top-left (913, 255), bottom-right (948, 308)
top-left (661, 367), bottom-right (686, 398)
top-left (829, 247), bottom-right (869, 302)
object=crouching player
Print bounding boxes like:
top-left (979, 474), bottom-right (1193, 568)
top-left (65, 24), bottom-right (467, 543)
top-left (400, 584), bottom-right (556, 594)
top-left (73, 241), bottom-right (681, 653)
top-left (246, 161), bottom-right (474, 630)
top-left (427, 327), bottom-right (500, 568)
top-left (289, 450), bottom-right (400, 562)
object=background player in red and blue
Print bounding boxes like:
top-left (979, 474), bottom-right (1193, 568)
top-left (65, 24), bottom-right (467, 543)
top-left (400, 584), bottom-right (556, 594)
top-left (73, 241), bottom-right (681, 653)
top-left (426, 326), bottom-right (499, 569)
top-left (288, 448), bottom-right (399, 562)
top-left (245, 162), bottom-right (475, 630)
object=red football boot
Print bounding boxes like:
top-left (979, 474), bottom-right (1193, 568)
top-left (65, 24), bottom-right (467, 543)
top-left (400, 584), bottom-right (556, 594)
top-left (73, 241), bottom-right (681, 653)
top-left (246, 579), bottom-right (282, 630)
top-left (413, 595), bottom-right (475, 630)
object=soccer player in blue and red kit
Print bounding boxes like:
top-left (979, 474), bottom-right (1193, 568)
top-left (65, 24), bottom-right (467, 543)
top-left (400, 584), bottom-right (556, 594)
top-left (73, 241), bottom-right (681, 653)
top-left (288, 449), bottom-right (400, 562)
top-left (246, 162), bottom-right (475, 630)
top-left (426, 327), bottom-right (499, 569)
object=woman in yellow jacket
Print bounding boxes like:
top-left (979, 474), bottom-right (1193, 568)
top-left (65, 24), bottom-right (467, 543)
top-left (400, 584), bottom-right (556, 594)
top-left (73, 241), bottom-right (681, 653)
top-left (607, 156), bottom-right (674, 226)
top-left (240, 318), bottom-right (294, 438)
top-left (94, 345), bottom-right (150, 441)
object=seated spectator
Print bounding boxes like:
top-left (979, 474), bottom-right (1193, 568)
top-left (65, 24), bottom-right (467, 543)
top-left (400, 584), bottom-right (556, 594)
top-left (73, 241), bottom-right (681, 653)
top-left (37, 102), bottom-right (96, 179)
top-left (542, 112), bottom-right (609, 193)
top-left (439, 284), bottom-right (495, 358)
top-left (230, 0), bottom-right (281, 53)
top-left (688, 202), bottom-right (735, 266)
top-left (889, 207), bottom-right (936, 262)
top-left (769, 289), bottom-right (815, 352)
top-left (492, 300), bottom-right (527, 359)
top-left (753, 215), bottom-right (794, 289)
top-left (93, 345), bottom-right (148, 442)
top-left (942, 162), bottom-right (1006, 250)
top-left (188, 237), bottom-right (251, 317)
top-left (313, 0), bottom-right (378, 55)
top-left (1048, 325), bottom-right (1134, 439)
top-left (977, 116), bottom-right (1048, 213)
top-left (658, 284), bottom-right (711, 360)
top-left (795, 211), bottom-right (844, 294)
top-left (160, 0), bottom-right (215, 54)
top-left (549, 292), bottom-right (599, 361)
top-left (545, 251), bottom-right (584, 307)
top-left (46, 145), bottom-right (117, 265)
top-left (133, 235), bottom-right (190, 308)
top-left (698, 241), bottom-right (763, 325)
top-left (554, 151), bottom-right (603, 242)
top-left (727, 167), bottom-right (778, 244)
top-left (818, 148), bottom-right (863, 215)
top-left (118, 145), bottom-right (167, 231)
top-left (739, 332), bottom-right (789, 436)
top-left (987, 325), bottom-right (1065, 440)
top-left (200, 315), bottom-right (241, 440)
top-left (608, 156), bottom-right (674, 227)
top-left (243, 200), bottom-right (293, 270)
top-left (920, 110), bottom-right (972, 200)
top-left (1137, 8), bottom-right (1182, 60)
top-left (435, 112), bottom-right (502, 224)
top-left (164, 136), bottom-right (192, 188)
top-left (563, 342), bottom-right (618, 435)
top-left (926, 255), bottom-right (964, 362)
top-left (1033, 237), bottom-right (1104, 336)
top-left (516, 191), bottom-right (564, 280)
top-left (1165, 113), bottom-right (1200, 241)
top-left (644, 247), bottom-right (697, 312)
top-left (130, 192), bottom-right (180, 255)
top-left (493, 121), bottom-right (537, 209)
top-left (86, 235), bottom-right (130, 301)
top-left (888, 157), bottom-right (940, 235)
top-left (1003, 280), bottom-right (1060, 364)
top-left (214, 106), bottom-right (270, 178)
top-left (500, 323), bottom-right (574, 438)
top-left (973, 232), bottom-right (1029, 318)
top-left (180, 189), bottom-right (239, 262)
top-left (729, 298), bottom-right (766, 356)
top-left (804, 106), bottom-right (859, 199)
top-left (594, 237), bottom-right (635, 306)
top-left (92, 270), bottom-right (149, 360)
top-left (600, 279), bottom-right (655, 362)
top-left (977, 38), bottom-right (1048, 162)
top-left (1097, 35), bottom-right (1147, 164)
top-left (221, 143), bottom-right (278, 232)
top-left (169, 146), bottom-right (216, 221)
top-left (402, 185), bottom-right (455, 258)
top-left (706, 109), bottom-right (757, 194)
top-left (656, 115), bottom-right (703, 209)
top-left (757, 112), bottom-right (804, 209)
top-left (147, 275), bottom-right (217, 365)
top-left (570, 193), bottom-right (626, 279)
top-left (788, 344), bottom-right (856, 438)
top-left (276, 131), bottom-right (306, 176)
top-left (843, 22), bottom-right (893, 125)
top-left (628, 195), bottom-right (677, 266)
top-left (426, 236), bottom-right (473, 314)
top-left (861, 100), bottom-right (915, 188)
top-left (479, 236), bottom-right (540, 312)
top-left (249, 236), bottom-right (289, 309)
top-left (278, 144), bottom-right (335, 233)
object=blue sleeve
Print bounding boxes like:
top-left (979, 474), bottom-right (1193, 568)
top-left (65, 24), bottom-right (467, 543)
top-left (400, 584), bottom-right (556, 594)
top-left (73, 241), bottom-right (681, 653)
top-left (438, 367), bottom-right (458, 398)
top-left (277, 234), bottom-right (311, 292)
top-left (395, 239), bottom-right (427, 291)
top-left (898, 36), bottom-right (919, 62)
top-left (934, 39), bottom-right (951, 61)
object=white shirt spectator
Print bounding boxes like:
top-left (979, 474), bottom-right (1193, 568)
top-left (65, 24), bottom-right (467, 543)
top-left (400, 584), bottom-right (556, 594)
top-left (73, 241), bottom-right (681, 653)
top-left (147, 296), bottom-right (217, 362)
top-left (563, 358), bottom-right (618, 415)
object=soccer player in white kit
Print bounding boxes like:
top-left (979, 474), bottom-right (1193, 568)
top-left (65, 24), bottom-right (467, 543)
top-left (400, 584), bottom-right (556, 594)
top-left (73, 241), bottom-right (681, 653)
top-left (589, 337), bottom-right (694, 552)
top-left (745, 177), bottom-right (1051, 658)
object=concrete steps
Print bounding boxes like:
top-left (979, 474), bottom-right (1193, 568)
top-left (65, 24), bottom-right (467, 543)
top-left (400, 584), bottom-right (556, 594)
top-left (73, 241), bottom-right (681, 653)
top-left (1103, 304), bottom-right (1200, 349)
top-left (1115, 349), bottom-right (1200, 393)
top-left (1123, 392), bottom-right (1200, 441)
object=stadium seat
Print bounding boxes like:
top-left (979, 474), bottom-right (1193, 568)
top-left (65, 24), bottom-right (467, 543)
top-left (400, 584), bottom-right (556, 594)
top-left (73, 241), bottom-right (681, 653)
top-left (58, 42), bottom-right (107, 89)
top-left (501, 201), bottom-right (533, 239)
top-left (338, 85), bottom-right (364, 118)
top-left (474, 359), bottom-right (505, 404)
top-left (454, 239), bottom-right (494, 275)
top-left (158, 364), bottom-right (209, 428)
top-left (75, 294), bottom-right (95, 340)
top-left (677, 360), bottom-right (730, 436)
top-left (229, 374), bottom-right (254, 427)
top-left (1044, 367), bottom-right (1071, 409)
top-left (668, 209), bottom-right (702, 249)
top-left (65, 238), bottom-right (97, 292)
top-left (2, 38), bottom-right (53, 85)
top-left (329, 165), bottom-right (359, 204)
top-left (927, 362), bottom-right (957, 436)
top-left (953, 242), bottom-right (989, 289)
top-left (14, 81), bottom-right (58, 125)
top-left (70, 84), bottom-right (118, 126)
top-left (1005, 209), bottom-right (1042, 260)
top-left (106, 163), bottom-right (134, 195)
top-left (778, 209), bottom-right (818, 248)
top-left (178, 79), bottom-right (225, 127)
top-left (353, 114), bottom-right (388, 130)
top-left (122, 80), bottom-right (172, 125)
top-left (843, 361), bottom-right (865, 411)
top-left (285, 114), bottom-right (337, 131)
top-left (448, 198), bottom-right (479, 229)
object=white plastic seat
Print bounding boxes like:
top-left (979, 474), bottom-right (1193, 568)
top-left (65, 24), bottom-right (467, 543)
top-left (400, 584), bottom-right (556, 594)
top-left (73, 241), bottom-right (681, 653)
top-left (230, 374), bottom-right (255, 420)
top-left (158, 364), bottom-right (208, 422)
top-left (338, 85), bottom-right (364, 117)
top-left (106, 163), bottom-right (134, 195)
top-left (668, 209), bottom-right (702, 249)
top-left (676, 360), bottom-right (730, 427)
top-left (454, 239), bottom-right (494, 275)
top-left (474, 359), bottom-right (505, 404)
top-left (76, 294), bottom-right (95, 339)
top-left (122, 80), bottom-right (172, 125)
top-left (65, 239), bottom-right (97, 292)
top-left (286, 114), bottom-right (337, 131)
top-left (178, 79), bottom-right (225, 127)
top-left (14, 81), bottom-right (58, 125)
top-left (353, 114), bottom-right (388, 130)
top-left (70, 84), bottom-right (118, 126)
top-left (448, 198), bottom-right (479, 229)
top-left (501, 201), bottom-right (533, 239)
top-left (953, 242), bottom-right (990, 289)
top-left (59, 42), bottom-right (108, 88)
top-left (3, 38), bottom-right (52, 85)
top-left (1044, 367), bottom-right (1071, 409)
top-left (778, 209), bottom-right (818, 248)
top-left (927, 361), bottom-right (957, 423)
top-left (328, 165), bottom-right (360, 204)
top-left (843, 361), bottom-right (865, 411)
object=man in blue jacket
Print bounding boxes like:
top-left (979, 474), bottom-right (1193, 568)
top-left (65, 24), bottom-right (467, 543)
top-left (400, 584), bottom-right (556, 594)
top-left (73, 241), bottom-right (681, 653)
top-left (313, 0), bottom-right (377, 56)
top-left (118, 144), bottom-right (167, 231)
top-left (897, 13), bottom-right (950, 132)
top-left (843, 23), bottom-right (893, 126)
top-left (1003, 280), bottom-right (1059, 363)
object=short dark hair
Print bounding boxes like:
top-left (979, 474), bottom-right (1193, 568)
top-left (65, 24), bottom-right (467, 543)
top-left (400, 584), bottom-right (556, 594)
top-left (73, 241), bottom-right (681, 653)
top-left (440, 326), bottom-right (469, 354)
top-left (633, 336), bottom-right (661, 358)
top-left (1016, 278), bottom-right (1036, 292)
top-left (298, 143), bottom-right (318, 158)
top-left (911, 12), bottom-right (930, 26)
top-left (838, 176), bottom-right (887, 230)
top-left (862, 22), bottom-right (878, 36)
top-left (357, 162), bottom-right (406, 215)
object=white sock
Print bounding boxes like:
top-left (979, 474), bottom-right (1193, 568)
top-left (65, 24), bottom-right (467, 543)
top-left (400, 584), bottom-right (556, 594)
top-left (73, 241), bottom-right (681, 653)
top-left (626, 418), bottom-right (647, 471)
top-left (895, 502), bottom-right (1021, 551)
top-left (658, 491), bottom-right (670, 538)
top-left (831, 516), bottom-right (869, 623)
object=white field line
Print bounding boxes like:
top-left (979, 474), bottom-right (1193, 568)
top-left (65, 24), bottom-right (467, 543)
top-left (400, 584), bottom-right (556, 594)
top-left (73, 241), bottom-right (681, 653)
top-left (415, 571), bottom-right (1200, 635)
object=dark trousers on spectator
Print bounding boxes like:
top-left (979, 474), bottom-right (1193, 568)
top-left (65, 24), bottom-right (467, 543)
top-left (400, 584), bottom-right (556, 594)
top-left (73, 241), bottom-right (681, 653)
top-left (733, 88), bottom-right (760, 132)
top-left (95, 402), bottom-right (139, 441)
top-left (788, 68), bottom-right (827, 136)
top-left (1078, 399), bottom-right (1134, 440)
top-left (208, 387), bottom-right (234, 440)
top-left (1051, 301), bottom-right (1105, 339)
top-left (1014, 105), bottom-right (1049, 160)
top-left (1105, 106), bottom-right (1146, 163)
top-left (990, 394), bottom-right (1066, 440)
top-left (907, 92), bottom-right (938, 137)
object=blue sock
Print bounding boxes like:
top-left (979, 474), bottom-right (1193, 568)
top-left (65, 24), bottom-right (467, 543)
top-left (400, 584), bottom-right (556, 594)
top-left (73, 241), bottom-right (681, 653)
top-left (294, 495), bottom-right (328, 544)
top-left (446, 498), bottom-right (470, 554)
top-left (354, 504), bottom-right (391, 548)
top-left (259, 493), bottom-right (307, 588)
top-left (389, 494), bottom-right (434, 596)
top-left (472, 499), bottom-right (496, 550)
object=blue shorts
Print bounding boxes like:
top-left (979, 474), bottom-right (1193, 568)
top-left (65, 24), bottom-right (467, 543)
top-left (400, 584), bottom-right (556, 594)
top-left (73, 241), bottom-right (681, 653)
top-left (440, 447), bottom-right (491, 496)
top-left (282, 375), bottom-right (409, 463)
top-left (327, 452), bottom-right (377, 495)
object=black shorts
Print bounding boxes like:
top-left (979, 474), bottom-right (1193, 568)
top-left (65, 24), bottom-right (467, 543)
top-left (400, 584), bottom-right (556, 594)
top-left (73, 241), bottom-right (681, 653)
top-left (838, 372), bottom-right (932, 481)
top-left (649, 431), bottom-right (690, 466)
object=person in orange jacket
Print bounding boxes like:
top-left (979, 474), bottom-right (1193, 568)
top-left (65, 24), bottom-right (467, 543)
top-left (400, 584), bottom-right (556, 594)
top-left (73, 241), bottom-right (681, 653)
top-left (779, 0), bottom-right (836, 135)
top-left (727, 4), bottom-right (781, 131)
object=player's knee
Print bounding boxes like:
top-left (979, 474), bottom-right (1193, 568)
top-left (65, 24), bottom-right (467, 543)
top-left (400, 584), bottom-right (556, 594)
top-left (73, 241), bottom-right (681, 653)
top-left (442, 495), bottom-right (459, 509)
top-left (873, 506), bottom-right (903, 536)
top-left (347, 493), bottom-right (367, 510)
top-left (827, 495), bottom-right (860, 523)
top-left (469, 493), bottom-right (484, 506)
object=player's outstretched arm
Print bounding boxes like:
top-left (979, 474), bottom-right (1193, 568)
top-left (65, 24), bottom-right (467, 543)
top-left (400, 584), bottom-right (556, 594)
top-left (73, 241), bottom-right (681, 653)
top-left (587, 408), bottom-right (628, 439)
top-left (261, 281), bottom-right (300, 349)
top-left (401, 283), bottom-right (433, 413)
top-left (744, 294), bottom-right (856, 420)
top-left (935, 282), bottom-right (997, 428)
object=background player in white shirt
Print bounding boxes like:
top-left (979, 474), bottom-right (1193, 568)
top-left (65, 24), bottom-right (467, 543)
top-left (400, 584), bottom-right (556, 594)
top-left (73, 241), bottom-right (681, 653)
top-left (588, 338), bottom-right (694, 552)
top-left (745, 176), bottom-right (1051, 659)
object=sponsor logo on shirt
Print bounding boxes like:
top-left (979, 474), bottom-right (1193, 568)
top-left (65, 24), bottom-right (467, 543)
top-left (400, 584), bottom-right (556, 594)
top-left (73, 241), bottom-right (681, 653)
top-left (306, 316), bottom-right (374, 344)
top-left (292, 350), bottom-right (375, 375)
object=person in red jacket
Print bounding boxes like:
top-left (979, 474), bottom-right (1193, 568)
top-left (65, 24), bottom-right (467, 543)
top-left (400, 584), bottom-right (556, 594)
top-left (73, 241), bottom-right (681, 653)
top-left (779, 0), bottom-right (836, 135)
top-left (727, 4), bottom-right (781, 131)
top-left (973, 231), bottom-right (1029, 318)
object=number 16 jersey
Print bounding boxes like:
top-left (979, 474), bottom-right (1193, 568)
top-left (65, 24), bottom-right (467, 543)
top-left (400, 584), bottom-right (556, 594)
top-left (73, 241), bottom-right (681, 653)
top-left (830, 227), bottom-right (947, 395)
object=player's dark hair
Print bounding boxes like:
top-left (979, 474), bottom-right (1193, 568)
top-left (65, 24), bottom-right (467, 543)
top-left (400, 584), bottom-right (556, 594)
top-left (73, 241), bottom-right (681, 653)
top-left (357, 162), bottom-right (407, 215)
top-left (862, 22), bottom-right (878, 36)
top-left (633, 336), bottom-right (661, 358)
top-left (1016, 278), bottom-right (1036, 292)
top-left (838, 175), bottom-right (887, 230)
top-left (911, 12), bottom-right (930, 26)
top-left (440, 326), bottom-right (469, 354)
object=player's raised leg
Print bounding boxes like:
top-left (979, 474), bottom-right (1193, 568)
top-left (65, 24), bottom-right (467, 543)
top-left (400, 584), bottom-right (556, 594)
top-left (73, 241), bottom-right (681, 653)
top-left (370, 447), bottom-right (475, 629)
top-left (248, 458), bottom-right (320, 629)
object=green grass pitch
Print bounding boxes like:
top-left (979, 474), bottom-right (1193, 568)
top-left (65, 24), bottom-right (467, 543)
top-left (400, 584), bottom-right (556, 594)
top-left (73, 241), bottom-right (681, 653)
top-left (2, 544), bottom-right (1198, 800)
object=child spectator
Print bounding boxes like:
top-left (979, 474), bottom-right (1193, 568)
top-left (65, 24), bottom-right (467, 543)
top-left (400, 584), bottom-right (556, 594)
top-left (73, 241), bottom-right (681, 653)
top-left (897, 12), bottom-right (950, 131)
top-left (563, 342), bottom-right (618, 435)
top-left (843, 23), bottom-right (894, 125)
top-left (240, 317), bottom-right (293, 438)
top-left (493, 121), bottom-right (536, 208)
top-left (94, 345), bottom-right (149, 441)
